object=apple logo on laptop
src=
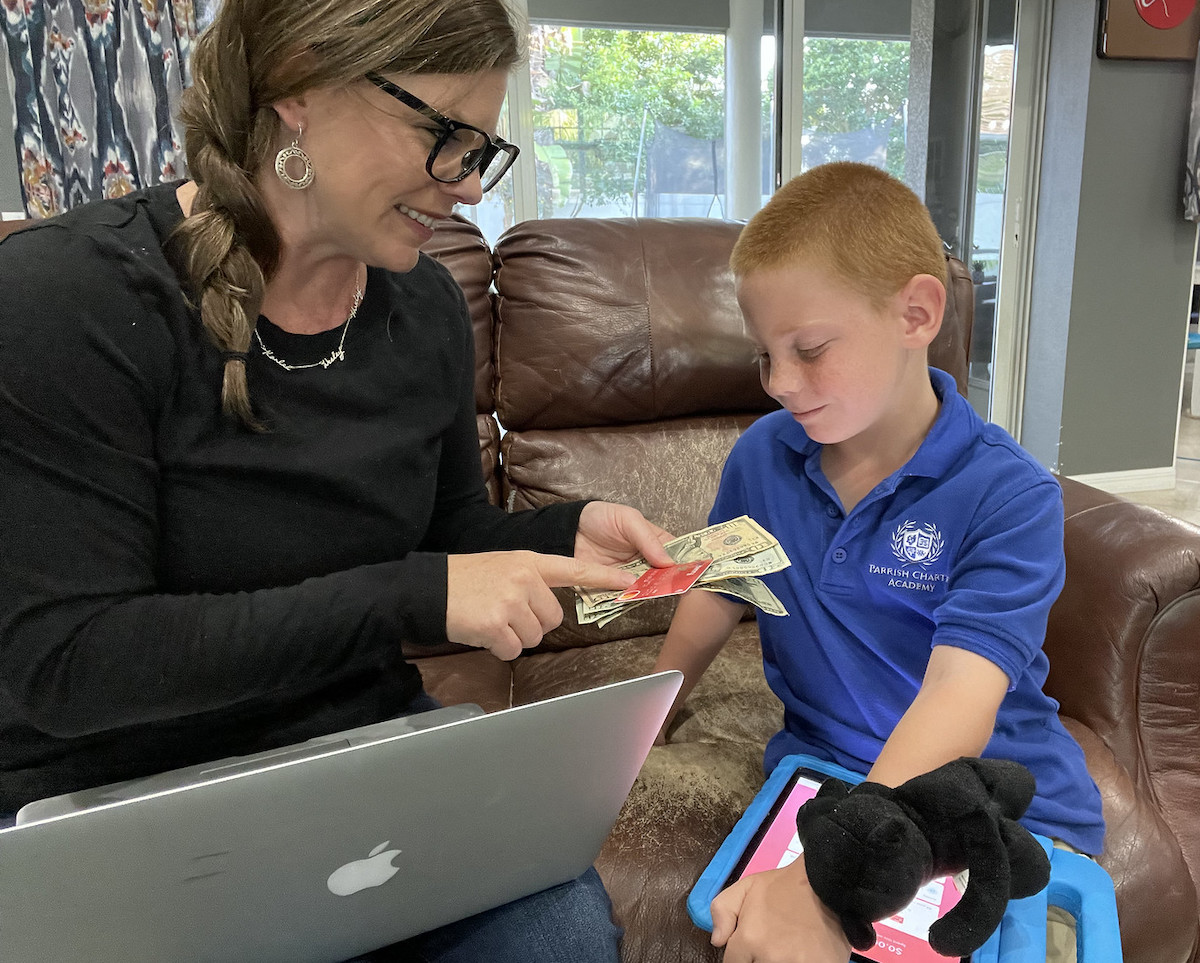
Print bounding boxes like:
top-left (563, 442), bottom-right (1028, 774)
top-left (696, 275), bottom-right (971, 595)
top-left (327, 841), bottom-right (403, 896)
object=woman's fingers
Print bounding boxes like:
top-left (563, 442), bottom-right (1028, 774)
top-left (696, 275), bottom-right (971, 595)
top-left (445, 551), bottom-right (634, 659)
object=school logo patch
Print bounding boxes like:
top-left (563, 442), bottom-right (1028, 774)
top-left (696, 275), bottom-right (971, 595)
top-left (890, 520), bottom-right (944, 567)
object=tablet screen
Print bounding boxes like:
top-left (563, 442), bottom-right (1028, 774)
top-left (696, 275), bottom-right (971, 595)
top-left (724, 767), bottom-right (968, 963)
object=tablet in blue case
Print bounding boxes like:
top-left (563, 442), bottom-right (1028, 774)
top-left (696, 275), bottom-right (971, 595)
top-left (687, 753), bottom-right (1123, 963)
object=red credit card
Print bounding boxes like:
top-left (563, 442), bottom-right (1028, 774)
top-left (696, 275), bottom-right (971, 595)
top-left (616, 559), bottom-right (713, 602)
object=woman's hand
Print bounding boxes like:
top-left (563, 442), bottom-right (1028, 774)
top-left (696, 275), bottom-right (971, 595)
top-left (445, 550), bottom-right (638, 660)
top-left (710, 856), bottom-right (851, 963)
top-left (575, 501), bottom-right (674, 568)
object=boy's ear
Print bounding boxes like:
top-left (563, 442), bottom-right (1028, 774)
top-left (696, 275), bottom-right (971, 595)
top-left (896, 274), bottom-right (946, 348)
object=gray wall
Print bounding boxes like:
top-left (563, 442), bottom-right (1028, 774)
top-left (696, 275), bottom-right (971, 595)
top-left (1022, 0), bottom-right (1197, 476)
top-left (0, 59), bottom-right (22, 214)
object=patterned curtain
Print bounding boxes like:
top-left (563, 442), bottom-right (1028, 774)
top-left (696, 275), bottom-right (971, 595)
top-left (1, 1), bottom-right (198, 218)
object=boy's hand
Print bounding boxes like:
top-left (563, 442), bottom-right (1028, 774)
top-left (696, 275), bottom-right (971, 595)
top-left (710, 856), bottom-right (850, 963)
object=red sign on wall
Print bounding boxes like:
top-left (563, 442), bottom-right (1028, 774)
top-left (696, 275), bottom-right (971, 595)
top-left (1136, 0), bottom-right (1198, 30)
top-left (1099, 0), bottom-right (1200, 58)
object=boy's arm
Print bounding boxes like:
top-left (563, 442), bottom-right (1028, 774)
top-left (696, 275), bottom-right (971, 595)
top-left (867, 644), bottom-right (1010, 787)
top-left (868, 475), bottom-right (1065, 789)
top-left (664, 590), bottom-right (852, 961)
top-left (709, 645), bottom-right (1010, 963)
top-left (651, 589), bottom-right (746, 742)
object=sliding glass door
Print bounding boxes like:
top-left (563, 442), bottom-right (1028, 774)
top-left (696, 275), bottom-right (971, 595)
top-left (480, 0), bottom-right (1044, 429)
top-left (776, 0), bottom-right (1045, 427)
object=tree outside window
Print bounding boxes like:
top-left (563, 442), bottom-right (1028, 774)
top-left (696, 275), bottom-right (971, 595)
top-left (528, 26), bottom-right (911, 219)
top-left (529, 26), bottom-right (726, 218)
top-left (801, 37), bottom-right (909, 180)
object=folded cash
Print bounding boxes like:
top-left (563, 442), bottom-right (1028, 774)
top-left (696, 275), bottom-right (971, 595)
top-left (574, 515), bottom-right (790, 626)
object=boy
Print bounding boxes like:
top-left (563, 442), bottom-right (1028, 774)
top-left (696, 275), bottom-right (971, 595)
top-left (651, 162), bottom-right (1103, 962)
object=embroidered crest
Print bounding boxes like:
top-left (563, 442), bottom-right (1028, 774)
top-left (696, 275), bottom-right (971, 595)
top-left (890, 520), bottom-right (944, 567)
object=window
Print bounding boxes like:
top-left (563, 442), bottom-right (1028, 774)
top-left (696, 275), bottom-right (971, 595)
top-left (800, 36), bottom-right (910, 178)
top-left (470, 11), bottom-right (913, 244)
top-left (967, 40), bottom-right (1014, 416)
top-left (465, 17), bottom-right (775, 245)
top-left (529, 26), bottom-right (726, 219)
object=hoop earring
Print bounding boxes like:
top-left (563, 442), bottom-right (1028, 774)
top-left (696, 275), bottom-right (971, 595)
top-left (275, 126), bottom-right (314, 190)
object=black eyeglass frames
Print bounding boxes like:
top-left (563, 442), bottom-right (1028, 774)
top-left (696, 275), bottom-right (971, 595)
top-left (365, 73), bottom-right (520, 194)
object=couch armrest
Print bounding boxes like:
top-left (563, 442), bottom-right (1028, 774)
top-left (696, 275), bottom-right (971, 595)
top-left (1048, 476), bottom-right (1200, 962)
top-left (1060, 715), bottom-right (1198, 962)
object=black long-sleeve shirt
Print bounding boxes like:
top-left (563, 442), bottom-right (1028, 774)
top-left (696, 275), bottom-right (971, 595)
top-left (0, 184), bottom-right (582, 810)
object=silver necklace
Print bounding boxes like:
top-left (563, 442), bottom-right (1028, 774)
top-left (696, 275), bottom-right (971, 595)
top-left (254, 278), bottom-right (365, 371)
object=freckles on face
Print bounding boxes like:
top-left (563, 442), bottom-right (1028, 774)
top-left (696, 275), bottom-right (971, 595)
top-left (737, 275), bottom-right (832, 403)
top-left (736, 265), bottom-right (901, 443)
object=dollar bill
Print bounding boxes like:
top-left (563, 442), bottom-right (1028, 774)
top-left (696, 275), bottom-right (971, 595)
top-left (575, 594), bottom-right (650, 627)
top-left (699, 542), bottom-right (792, 583)
top-left (574, 516), bottom-right (790, 625)
top-left (594, 599), bottom-right (647, 628)
top-left (662, 514), bottom-right (778, 566)
top-left (576, 515), bottom-right (777, 610)
top-left (695, 576), bottom-right (789, 617)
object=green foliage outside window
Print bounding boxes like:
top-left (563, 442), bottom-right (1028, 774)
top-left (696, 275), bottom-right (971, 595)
top-left (529, 26), bottom-right (911, 213)
top-left (530, 26), bottom-right (726, 213)
top-left (801, 37), bottom-right (909, 179)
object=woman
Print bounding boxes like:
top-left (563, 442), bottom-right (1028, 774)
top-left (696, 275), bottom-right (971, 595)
top-left (0, 0), bottom-right (670, 958)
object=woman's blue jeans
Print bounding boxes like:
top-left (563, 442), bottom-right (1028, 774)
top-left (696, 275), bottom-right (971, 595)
top-left (346, 865), bottom-right (622, 963)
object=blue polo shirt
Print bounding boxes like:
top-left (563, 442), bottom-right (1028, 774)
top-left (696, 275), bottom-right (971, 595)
top-left (711, 367), bottom-right (1105, 854)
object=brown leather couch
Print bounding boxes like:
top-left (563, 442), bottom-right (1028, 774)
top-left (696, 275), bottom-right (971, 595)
top-left (4, 210), bottom-right (1197, 962)
top-left (420, 214), bottom-right (1200, 963)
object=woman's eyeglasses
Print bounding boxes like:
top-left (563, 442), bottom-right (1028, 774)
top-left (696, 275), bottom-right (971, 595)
top-left (366, 73), bottom-right (519, 194)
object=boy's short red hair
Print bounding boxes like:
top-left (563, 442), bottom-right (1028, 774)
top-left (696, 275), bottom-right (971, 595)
top-left (730, 162), bottom-right (948, 308)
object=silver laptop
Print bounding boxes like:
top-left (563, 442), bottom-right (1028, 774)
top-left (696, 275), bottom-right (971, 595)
top-left (0, 670), bottom-right (682, 963)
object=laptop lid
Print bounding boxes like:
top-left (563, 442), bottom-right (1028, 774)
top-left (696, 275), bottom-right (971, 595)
top-left (15, 703), bottom-right (487, 825)
top-left (0, 670), bottom-right (682, 963)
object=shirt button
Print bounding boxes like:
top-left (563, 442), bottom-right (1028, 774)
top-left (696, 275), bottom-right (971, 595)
top-left (832, 548), bottom-right (848, 563)
top-left (825, 504), bottom-right (839, 518)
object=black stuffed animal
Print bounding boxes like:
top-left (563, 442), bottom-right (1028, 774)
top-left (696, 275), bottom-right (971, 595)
top-left (794, 757), bottom-right (1051, 958)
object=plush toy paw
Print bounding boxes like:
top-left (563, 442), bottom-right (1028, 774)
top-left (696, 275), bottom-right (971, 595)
top-left (794, 757), bottom-right (1051, 958)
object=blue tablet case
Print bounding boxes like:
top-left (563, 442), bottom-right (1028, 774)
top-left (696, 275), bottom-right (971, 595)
top-left (687, 753), bottom-right (1123, 963)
